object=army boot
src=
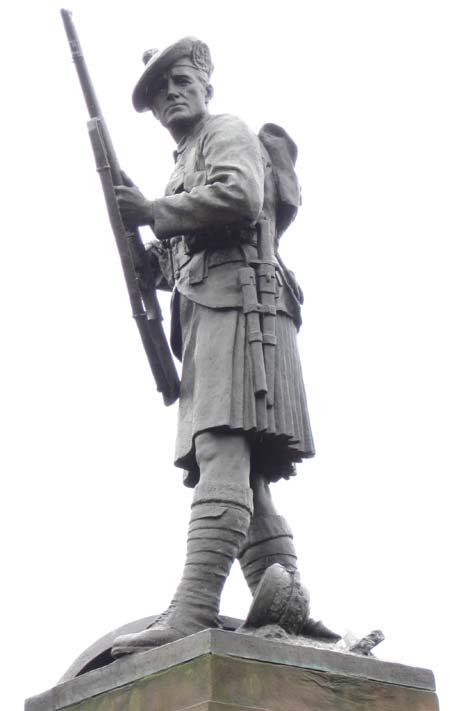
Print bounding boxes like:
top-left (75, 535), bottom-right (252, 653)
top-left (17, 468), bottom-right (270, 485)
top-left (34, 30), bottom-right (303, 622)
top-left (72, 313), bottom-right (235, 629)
top-left (112, 481), bottom-right (253, 656)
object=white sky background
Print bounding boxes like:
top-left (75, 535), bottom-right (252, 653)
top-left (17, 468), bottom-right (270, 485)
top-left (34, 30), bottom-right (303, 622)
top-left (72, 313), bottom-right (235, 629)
top-left (1, 0), bottom-right (449, 709)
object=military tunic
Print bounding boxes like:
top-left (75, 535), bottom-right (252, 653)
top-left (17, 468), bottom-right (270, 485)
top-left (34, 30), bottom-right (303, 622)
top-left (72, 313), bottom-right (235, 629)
top-left (150, 113), bottom-right (315, 485)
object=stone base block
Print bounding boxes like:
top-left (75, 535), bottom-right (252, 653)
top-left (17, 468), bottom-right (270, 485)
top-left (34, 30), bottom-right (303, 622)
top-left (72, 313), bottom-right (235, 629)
top-left (25, 629), bottom-right (439, 711)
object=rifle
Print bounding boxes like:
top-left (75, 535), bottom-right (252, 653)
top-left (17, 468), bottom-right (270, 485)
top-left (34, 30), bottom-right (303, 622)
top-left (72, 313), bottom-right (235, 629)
top-left (60, 9), bottom-right (180, 406)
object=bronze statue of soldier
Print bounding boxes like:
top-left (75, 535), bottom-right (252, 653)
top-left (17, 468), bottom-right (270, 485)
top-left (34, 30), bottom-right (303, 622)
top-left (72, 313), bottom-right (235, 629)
top-left (111, 37), bottom-right (319, 656)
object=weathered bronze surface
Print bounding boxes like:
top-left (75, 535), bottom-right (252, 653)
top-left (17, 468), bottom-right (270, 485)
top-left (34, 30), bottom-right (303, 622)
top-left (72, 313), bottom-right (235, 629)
top-left (109, 34), bottom-right (319, 655)
top-left (62, 19), bottom-right (370, 658)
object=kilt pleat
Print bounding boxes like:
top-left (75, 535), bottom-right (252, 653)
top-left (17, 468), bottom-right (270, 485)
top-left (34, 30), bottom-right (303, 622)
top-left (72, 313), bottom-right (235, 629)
top-left (175, 296), bottom-right (315, 484)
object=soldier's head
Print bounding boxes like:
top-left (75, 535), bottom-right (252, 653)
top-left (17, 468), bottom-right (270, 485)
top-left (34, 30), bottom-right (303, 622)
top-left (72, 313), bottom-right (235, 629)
top-left (132, 38), bottom-right (214, 141)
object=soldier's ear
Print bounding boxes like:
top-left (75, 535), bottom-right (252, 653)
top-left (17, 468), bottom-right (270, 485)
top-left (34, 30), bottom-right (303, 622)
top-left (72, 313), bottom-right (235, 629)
top-left (205, 84), bottom-right (214, 103)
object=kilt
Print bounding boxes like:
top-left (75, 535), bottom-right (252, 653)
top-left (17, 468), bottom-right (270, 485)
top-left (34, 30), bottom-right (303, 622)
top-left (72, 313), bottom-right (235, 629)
top-left (174, 294), bottom-right (315, 486)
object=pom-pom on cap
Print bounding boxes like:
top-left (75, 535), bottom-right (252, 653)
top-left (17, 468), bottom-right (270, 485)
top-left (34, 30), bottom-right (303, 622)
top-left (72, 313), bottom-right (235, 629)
top-left (132, 37), bottom-right (213, 112)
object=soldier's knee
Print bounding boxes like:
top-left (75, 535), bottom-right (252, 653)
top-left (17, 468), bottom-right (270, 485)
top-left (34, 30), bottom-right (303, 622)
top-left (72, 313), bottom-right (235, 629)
top-left (195, 431), bottom-right (218, 466)
top-left (195, 430), bottom-right (250, 483)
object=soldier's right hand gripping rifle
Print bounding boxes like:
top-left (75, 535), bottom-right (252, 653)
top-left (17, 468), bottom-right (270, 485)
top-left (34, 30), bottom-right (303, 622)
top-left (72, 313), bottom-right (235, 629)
top-left (61, 9), bottom-right (180, 406)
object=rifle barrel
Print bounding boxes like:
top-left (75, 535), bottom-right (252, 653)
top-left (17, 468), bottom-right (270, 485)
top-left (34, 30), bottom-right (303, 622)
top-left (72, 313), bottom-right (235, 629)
top-left (61, 9), bottom-right (148, 296)
top-left (60, 8), bottom-right (121, 184)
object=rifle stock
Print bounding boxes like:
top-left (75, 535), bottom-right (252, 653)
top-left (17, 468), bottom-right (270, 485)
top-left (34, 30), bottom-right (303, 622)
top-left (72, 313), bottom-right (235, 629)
top-left (61, 9), bottom-right (180, 405)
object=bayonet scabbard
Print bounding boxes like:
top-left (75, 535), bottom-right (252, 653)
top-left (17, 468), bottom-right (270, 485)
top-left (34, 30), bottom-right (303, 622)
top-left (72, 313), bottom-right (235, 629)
top-left (238, 267), bottom-right (267, 398)
top-left (257, 220), bottom-right (278, 408)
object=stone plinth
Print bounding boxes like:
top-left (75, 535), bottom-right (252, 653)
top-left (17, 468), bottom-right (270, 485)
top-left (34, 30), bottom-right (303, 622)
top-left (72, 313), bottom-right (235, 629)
top-left (25, 629), bottom-right (439, 711)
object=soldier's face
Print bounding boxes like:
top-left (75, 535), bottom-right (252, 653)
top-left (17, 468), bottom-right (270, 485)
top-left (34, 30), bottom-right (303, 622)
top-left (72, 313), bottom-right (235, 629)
top-left (150, 65), bottom-right (210, 137)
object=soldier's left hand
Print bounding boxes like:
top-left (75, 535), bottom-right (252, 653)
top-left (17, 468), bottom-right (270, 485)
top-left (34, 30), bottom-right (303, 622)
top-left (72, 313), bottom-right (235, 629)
top-left (115, 185), bottom-right (155, 229)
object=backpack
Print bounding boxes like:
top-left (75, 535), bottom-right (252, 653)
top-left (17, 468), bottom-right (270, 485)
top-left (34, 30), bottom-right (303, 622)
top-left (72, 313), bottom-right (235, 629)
top-left (258, 123), bottom-right (301, 237)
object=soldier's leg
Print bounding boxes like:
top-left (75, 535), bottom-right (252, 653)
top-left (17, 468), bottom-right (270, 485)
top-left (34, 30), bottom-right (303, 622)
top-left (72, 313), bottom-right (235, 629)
top-left (112, 431), bottom-right (252, 655)
top-left (165, 430), bottom-right (252, 629)
top-left (237, 473), bottom-right (310, 634)
top-left (239, 474), bottom-right (300, 594)
top-left (238, 477), bottom-right (339, 639)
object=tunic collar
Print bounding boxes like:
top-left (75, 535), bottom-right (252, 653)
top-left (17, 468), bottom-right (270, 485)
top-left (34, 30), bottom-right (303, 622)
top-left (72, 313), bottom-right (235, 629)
top-left (173, 115), bottom-right (210, 162)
